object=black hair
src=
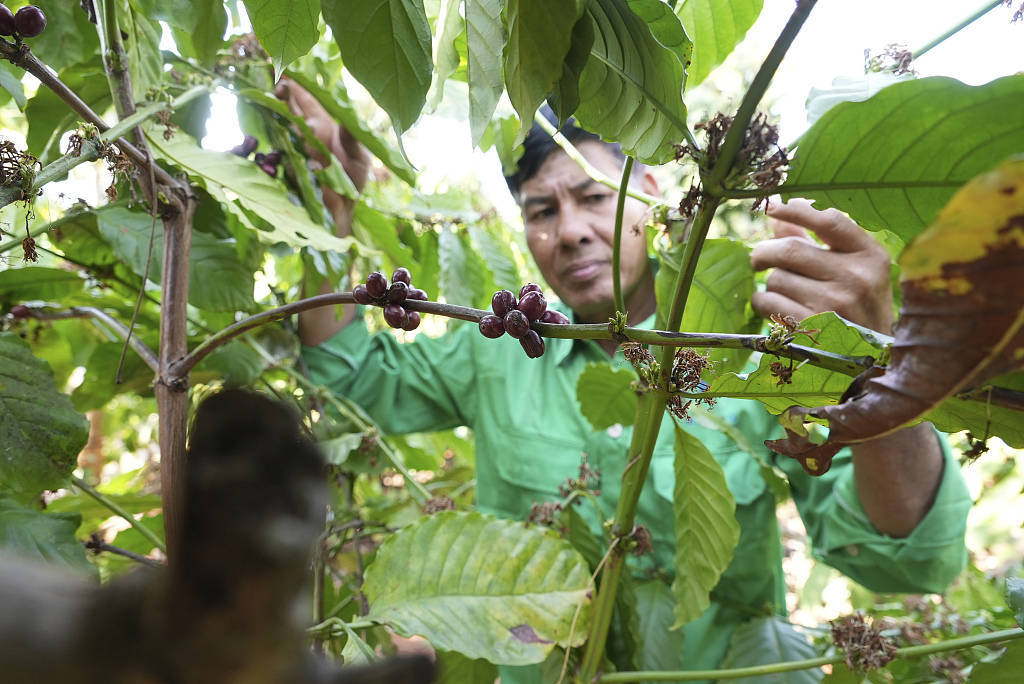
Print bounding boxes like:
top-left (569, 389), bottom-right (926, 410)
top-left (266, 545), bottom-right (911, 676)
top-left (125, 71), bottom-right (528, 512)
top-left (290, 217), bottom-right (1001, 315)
top-left (504, 105), bottom-right (624, 199)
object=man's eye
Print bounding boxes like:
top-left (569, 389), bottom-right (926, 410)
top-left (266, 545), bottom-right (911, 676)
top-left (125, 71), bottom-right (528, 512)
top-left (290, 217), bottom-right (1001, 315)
top-left (528, 207), bottom-right (555, 222)
top-left (584, 193), bottom-right (611, 204)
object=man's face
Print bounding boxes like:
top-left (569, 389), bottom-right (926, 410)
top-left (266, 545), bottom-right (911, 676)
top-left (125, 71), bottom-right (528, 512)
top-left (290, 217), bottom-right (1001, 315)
top-left (519, 141), bottom-right (657, 323)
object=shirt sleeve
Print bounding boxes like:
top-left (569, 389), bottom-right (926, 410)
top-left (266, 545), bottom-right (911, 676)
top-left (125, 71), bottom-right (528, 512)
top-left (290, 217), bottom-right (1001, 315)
top-left (772, 430), bottom-right (971, 594)
top-left (301, 312), bottom-right (479, 434)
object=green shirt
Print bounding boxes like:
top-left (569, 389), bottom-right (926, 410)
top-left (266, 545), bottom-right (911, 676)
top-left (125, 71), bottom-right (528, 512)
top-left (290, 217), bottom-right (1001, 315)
top-left (303, 311), bottom-right (970, 677)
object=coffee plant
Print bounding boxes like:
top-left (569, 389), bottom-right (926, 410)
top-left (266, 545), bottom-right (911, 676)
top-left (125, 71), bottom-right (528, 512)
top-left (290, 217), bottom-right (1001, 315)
top-left (0, 0), bottom-right (1022, 681)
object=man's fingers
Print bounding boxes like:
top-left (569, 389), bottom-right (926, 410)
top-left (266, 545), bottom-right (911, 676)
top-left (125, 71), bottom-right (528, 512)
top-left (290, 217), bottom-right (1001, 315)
top-left (750, 235), bottom-right (834, 280)
top-left (751, 290), bottom-right (814, 324)
top-left (768, 215), bottom-right (812, 240)
top-left (767, 198), bottom-right (871, 253)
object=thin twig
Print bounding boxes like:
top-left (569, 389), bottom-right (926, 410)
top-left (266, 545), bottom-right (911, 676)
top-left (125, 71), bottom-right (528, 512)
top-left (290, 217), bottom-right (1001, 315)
top-left (612, 156), bottom-right (634, 317)
top-left (71, 475), bottom-right (167, 554)
top-left (912, 0), bottom-right (1006, 59)
top-left (85, 536), bottom-right (165, 568)
top-left (28, 306), bottom-right (159, 372)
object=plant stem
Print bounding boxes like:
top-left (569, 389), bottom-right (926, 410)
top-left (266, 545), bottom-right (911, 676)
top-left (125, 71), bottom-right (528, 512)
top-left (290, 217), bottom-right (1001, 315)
top-left (912, 0), bottom-right (1005, 60)
top-left (612, 157), bottom-right (635, 316)
top-left (534, 114), bottom-right (664, 207)
top-left (28, 306), bottom-right (160, 372)
top-left (597, 627), bottom-right (1024, 682)
top-left (704, 0), bottom-right (818, 196)
top-left (729, 179), bottom-right (966, 200)
top-left (71, 475), bottom-right (167, 554)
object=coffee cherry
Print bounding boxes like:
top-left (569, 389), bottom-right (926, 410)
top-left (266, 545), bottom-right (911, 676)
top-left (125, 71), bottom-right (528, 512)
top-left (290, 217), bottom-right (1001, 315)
top-left (9, 304), bottom-right (30, 319)
top-left (392, 267), bottom-right (412, 285)
top-left (478, 314), bottom-right (505, 339)
top-left (491, 290), bottom-right (517, 318)
top-left (365, 272), bottom-right (388, 298)
top-left (407, 287), bottom-right (428, 301)
top-left (388, 281), bottom-right (408, 304)
top-left (259, 163), bottom-right (277, 177)
top-left (520, 330), bottom-right (545, 358)
top-left (263, 150), bottom-right (282, 166)
top-left (383, 304), bottom-right (406, 328)
top-left (253, 152), bottom-right (266, 164)
top-left (353, 284), bottom-right (373, 305)
top-left (401, 311), bottom-right (421, 331)
top-left (0, 6), bottom-right (17, 36)
top-left (503, 310), bottom-right (530, 338)
top-left (231, 134), bottom-right (258, 157)
top-left (519, 283), bottom-right (542, 299)
top-left (517, 291), bottom-right (547, 322)
top-left (14, 5), bottom-right (45, 37)
top-left (539, 309), bottom-right (570, 325)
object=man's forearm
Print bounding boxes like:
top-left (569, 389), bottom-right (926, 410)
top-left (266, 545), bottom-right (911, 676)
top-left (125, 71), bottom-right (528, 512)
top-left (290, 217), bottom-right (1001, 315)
top-left (851, 422), bottom-right (946, 538)
top-left (297, 197), bottom-right (358, 347)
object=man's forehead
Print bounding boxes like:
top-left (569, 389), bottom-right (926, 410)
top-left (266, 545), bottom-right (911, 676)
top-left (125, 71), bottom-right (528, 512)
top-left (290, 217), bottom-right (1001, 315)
top-left (520, 177), bottom-right (598, 206)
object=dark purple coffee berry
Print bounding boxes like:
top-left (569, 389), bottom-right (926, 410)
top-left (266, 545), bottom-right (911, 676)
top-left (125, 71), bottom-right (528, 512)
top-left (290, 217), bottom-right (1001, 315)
top-left (365, 272), bottom-right (388, 298)
top-left (519, 283), bottom-right (543, 299)
top-left (240, 135), bottom-right (259, 155)
top-left (539, 309), bottom-right (571, 325)
top-left (517, 291), bottom-right (547, 322)
top-left (520, 329), bottom-right (545, 358)
top-left (253, 152), bottom-right (266, 164)
top-left (407, 287), bottom-right (428, 301)
top-left (9, 304), bottom-right (30, 319)
top-left (503, 309), bottom-right (530, 339)
top-left (0, 6), bottom-right (17, 36)
top-left (259, 163), bottom-right (277, 177)
top-left (388, 280), bottom-right (408, 304)
top-left (14, 6), bottom-right (45, 37)
top-left (353, 284), bottom-right (373, 305)
top-left (491, 290), bottom-right (517, 318)
top-left (263, 150), bottom-right (282, 166)
top-left (478, 314), bottom-right (505, 339)
top-left (383, 304), bottom-right (406, 328)
top-left (392, 267), bottom-right (412, 285)
top-left (401, 311), bottom-right (421, 331)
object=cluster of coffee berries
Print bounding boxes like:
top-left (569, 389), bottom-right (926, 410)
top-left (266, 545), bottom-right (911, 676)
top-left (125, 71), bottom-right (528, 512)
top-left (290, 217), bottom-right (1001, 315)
top-left (229, 135), bottom-right (282, 178)
top-left (0, 4), bottom-right (46, 38)
top-left (353, 268), bottom-right (427, 331)
top-left (478, 283), bottom-right (569, 358)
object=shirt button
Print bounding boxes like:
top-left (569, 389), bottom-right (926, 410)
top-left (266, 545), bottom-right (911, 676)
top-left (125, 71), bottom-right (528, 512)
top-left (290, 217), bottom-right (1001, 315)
top-left (606, 423), bottom-right (623, 439)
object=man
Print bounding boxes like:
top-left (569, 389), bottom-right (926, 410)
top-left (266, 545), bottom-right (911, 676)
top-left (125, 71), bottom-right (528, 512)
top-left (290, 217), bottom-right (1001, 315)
top-left (280, 82), bottom-right (971, 678)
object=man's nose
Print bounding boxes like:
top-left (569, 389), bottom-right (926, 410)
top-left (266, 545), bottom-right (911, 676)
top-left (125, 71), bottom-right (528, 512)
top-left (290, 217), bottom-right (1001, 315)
top-left (554, 203), bottom-right (593, 247)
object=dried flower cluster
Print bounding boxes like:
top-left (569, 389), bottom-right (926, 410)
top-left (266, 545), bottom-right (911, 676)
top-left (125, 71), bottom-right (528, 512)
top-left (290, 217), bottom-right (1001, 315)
top-left (864, 43), bottom-right (915, 75)
top-left (831, 613), bottom-right (898, 672)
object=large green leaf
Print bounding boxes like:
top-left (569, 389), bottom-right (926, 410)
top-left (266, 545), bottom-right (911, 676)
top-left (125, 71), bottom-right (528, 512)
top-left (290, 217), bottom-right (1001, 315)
top-left (576, 362), bottom-right (638, 431)
top-left (676, 0), bottom-right (762, 88)
top-left (924, 372), bottom-right (1024, 448)
top-left (466, 0), bottom-right (505, 146)
top-left (969, 640), bottom-right (1024, 683)
top-left (171, 0), bottom-right (228, 66)
top-left (656, 238), bottom-right (758, 373)
top-left (148, 130), bottom-right (355, 254)
top-left (0, 494), bottom-right (94, 576)
top-left (573, 0), bottom-right (691, 164)
top-left (435, 651), bottom-right (499, 684)
top-left (781, 75), bottom-right (1024, 242)
top-left (0, 61), bottom-right (25, 110)
top-left (1007, 577), bottom-right (1024, 628)
top-left (721, 616), bottom-right (822, 683)
top-left (634, 579), bottom-right (685, 672)
top-left (363, 511), bottom-right (593, 665)
top-left (468, 222), bottom-right (519, 293)
top-left (438, 225), bottom-right (488, 308)
top-left (707, 312), bottom-right (885, 414)
top-left (427, 0), bottom-right (464, 110)
top-left (671, 424), bottom-right (740, 628)
top-left (503, 0), bottom-right (586, 144)
top-left (29, 0), bottom-right (101, 72)
top-left (121, 2), bottom-right (164, 94)
top-left (129, 0), bottom-right (196, 32)
top-left (243, 0), bottom-right (321, 77)
top-left (96, 206), bottom-right (254, 312)
top-left (322, 0), bottom-right (432, 136)
top-left (0, 333), bottom-right (89, 501)
top-left (71, 341), bottom-right (154, 412)
top-left (0, 267), bottom-right (83, 303)
top-left (547, 14), bottom-right (595, 125)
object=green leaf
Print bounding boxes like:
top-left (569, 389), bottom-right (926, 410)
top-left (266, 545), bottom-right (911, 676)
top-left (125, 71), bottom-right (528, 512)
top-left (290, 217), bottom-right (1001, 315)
top-left (634, 579), bottom-right (685, 672)
top-left (71, 341), bottom-right (154, 412)
top-left (438, 225), bottom-right (488, 307)
top-left (466, 0), bottom-right (505, 146)
top-left (363, 511), bottom-right (593, 665)
top-left (172, 0), bottom-right (228, 66)
top-left (427, 0), bottom-right (464, 110)
top-left (1007, 577), bottom-right (1024, 628)
top-left (707, 312), bottom-right (884, 414)
top-left (322, 0), bottom-right (432, 136)
top-left (0, 267), bottom-right (84, 303)
top-left (129, 0), bottom-right (196, 32)
top-left (468, 221), bottom-right (521, 294)
top-left (0, 333), bottom-right (89, 501)
top-left (121, 3), bottom-right (164, 94)
top-left (721, 616), bottom-right (822, 684)
top-left (573, 0), bottom-right (691, 164)
top-left (782, 75), bottom-right (1024, 242)
top-left (656, 238), bottom-right (758, 373)
top-left (96, 206), bottom-right (255, 312)
top-left (0, 494), bottom-right (95, 576)
top-left (671, 423), bottom-right (740, 627)
top-left (503, 0), bottom-right (586, 144)
top-left (969, 640), bottom-right (1024, 683)
top-left (677, 0), bottom-right (763, 88)
top-left (193, 341), bottom-right (268, 386)
top-left (547, 14), bottom-right (595, 125)
top-left (576, 362), bottom-right (638, 431)
top-left (435, 650), bottom-right (499, 684)
top-left (29, 0), bottom-right (101, 72)
top-left (148, 130), bottom-right (356, 254)
top-left (0, 62), bottom-right (25, 109)
top-left (243, 0), bottom-right (321, 77)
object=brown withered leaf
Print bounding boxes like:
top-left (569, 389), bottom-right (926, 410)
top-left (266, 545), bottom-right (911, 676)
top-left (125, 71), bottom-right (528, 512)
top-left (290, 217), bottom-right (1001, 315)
top-left (768, 157), bottom-right (1024, 475)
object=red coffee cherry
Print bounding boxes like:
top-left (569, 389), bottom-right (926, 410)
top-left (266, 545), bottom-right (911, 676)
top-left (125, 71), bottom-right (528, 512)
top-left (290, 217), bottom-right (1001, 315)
top-left (478, 315), bottom-right (504, 339)
top-left (503, 310), bottom-right (530, 339)
top-left (517, 291), bottom-right (547, 322)
top-left (353, 284), bottom-right (373, 305)
top-left (0, 6), bottom-right (17, 36)
top-left (519, 283), bottom-right (543, 299)
top-left (520, 329), bottom-right (545, 358)
top-left (539, 310), bottom-right (570, 325)
top-left (14, 6), bottom-right (46, 38)
top-left (491, 290), bottom-right (517, 318)
top-left (392, 267), bottom-right (412, 286)
top-left (365, 272), bottom-right (388, 298)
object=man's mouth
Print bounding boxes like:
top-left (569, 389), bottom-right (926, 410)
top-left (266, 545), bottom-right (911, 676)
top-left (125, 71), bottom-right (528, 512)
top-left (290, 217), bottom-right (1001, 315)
top-left (562, 260), bottom-right (605, 281)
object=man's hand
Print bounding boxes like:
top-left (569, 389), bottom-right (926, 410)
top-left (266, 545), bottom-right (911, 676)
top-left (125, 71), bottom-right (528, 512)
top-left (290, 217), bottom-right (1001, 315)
top-left (751, 198), bottom-right (894, 334)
